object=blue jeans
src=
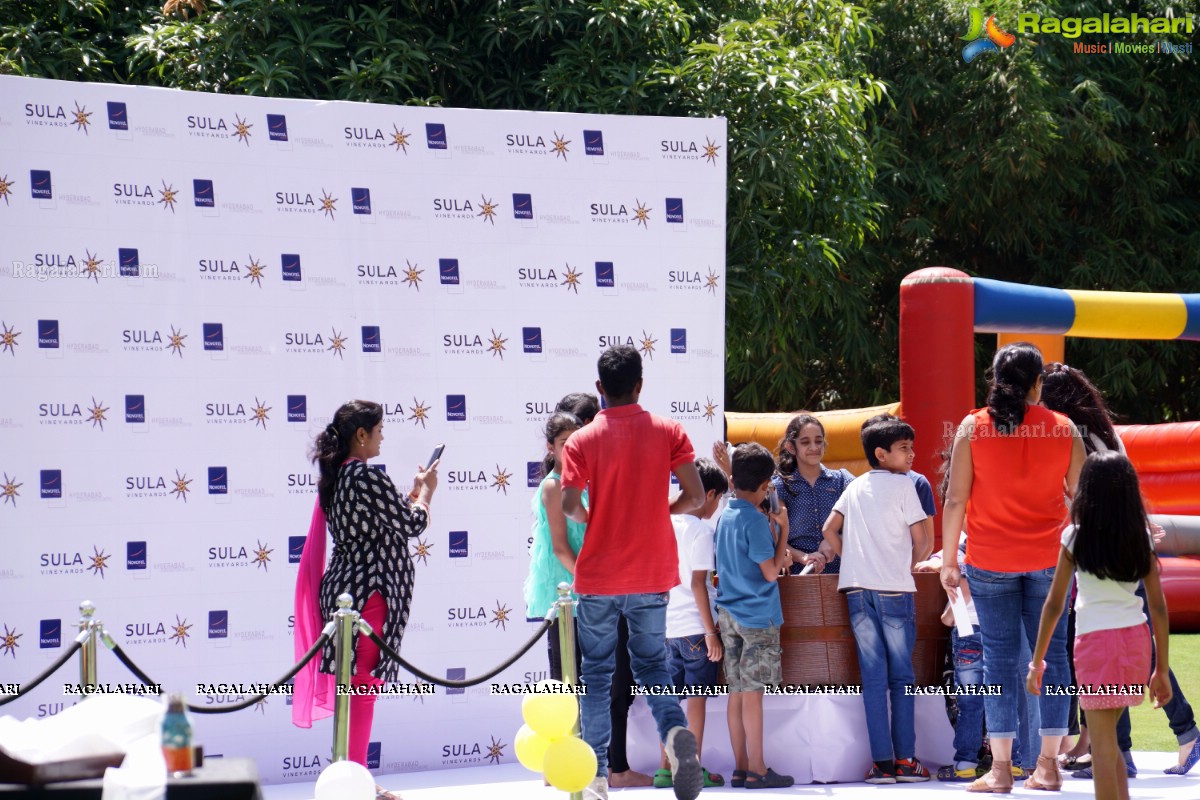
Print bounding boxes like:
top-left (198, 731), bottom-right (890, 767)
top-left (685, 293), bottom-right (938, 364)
top-left (577, 593), bottom-right (688, 776)
top-left (847, 589), bottom-right (917, 762)
top-left (964, 564), bottom-right (1069, 738)
top-left (952, 627), bottom-right (985, 764)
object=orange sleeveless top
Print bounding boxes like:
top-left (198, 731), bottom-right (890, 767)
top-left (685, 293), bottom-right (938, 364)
top-left (965, 405), bottom-right (1073, 572)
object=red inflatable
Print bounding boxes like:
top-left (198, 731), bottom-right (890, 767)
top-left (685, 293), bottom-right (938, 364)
top-left (1161, 556), bottom-right (1200, 633)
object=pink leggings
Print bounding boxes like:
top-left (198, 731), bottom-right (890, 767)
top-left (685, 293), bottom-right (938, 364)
top-left (349, 592), bottom-right (386, 767)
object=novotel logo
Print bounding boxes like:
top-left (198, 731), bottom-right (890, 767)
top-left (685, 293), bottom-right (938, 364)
top-left (203, 323), bottom-right (224, 351)
top-left (595, 262), bottom-right (615, 288)
top-left (446, 394), bottom-right (466, 422)
top-left (289, 535), bottom-right (306, 565)
top-left (512, 193), bottom-right (533, 220)
top-left (208, 467), bottom-right (227, 495)
top-left (107, 102), bottom-right (128, 131)
top-left (40, 469), bottom-right (62, 499)
top-left (125, 394), bottom-right (145, 424)
top-left (522, 327), bottom-right (542, 354)
top-left (281, 253), bottom-right (302, 282)
top-left (127, 540), bottom-right (147, 570)
top-left (193, 179), bottom-right (215, 208)
top-left (527, 462), bottom-right (542, 488)
top-left (439, 258), bottom-right (460, 285)
top-left (287, 395), bottom-right (307, 423)
top-left (352, 187), bottom-right (372, 215)
top-left (671, 328), bottom-right (687, 354)
top-left (40, 619), bottom-right (62, 649)
top-left (666, 197), bottom-right (684, 224)
top-left (267, 114), bottom-right (288, 142)
top-left (426, 123), bottom-right (447, 149)
top-left (118, 248), bottom-right (139, 277)
top-left (208, 610), bottom-right (228, 639)
top-left (361, 326), bottom-right (381, 353)
top-left (584, 130), bottom-right (604, 156)
top-left (38, 319), bottom-right (59, 349)
top-left (449, 530), bottom-right (469, 558)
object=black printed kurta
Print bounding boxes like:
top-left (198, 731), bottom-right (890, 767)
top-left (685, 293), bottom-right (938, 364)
top-left (318, 460), bottom-right (427, 682)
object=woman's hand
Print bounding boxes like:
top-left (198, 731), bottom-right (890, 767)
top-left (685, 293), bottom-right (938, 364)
top-left (412, 458), bottom-right (438, 504)
top-left (712, 440), bottom-right (732, 477)
top-left (940, 563), bottom-right (961, 602)
top-left (1025, 661), bottom-right (1045, 696)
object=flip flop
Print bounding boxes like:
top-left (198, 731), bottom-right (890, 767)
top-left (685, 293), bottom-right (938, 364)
top-left (652, 768), bottom-right (673, 788)
top-left (702, 768), bottom-right (724, 787)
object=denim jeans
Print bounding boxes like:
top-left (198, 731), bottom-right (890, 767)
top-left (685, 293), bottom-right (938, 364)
top-left (952, 627), bottom-right (985, 764)
top-left (1114, 582), bottom-right (1199, 751)
top-left (847, 589), bottom-right (917, 762)
top-left (577, 593), bottom-right (688, 776)
top-left (964, 564), bottom-right (1069, 738)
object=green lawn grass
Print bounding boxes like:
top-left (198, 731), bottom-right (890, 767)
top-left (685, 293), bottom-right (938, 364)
top-left (1129, 633), bottom-right (1200, 752)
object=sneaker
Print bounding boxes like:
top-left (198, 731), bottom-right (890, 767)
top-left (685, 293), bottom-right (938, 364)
top-left (866, 760), bottom-right (897, 784)
top-left (583, 776), bottom-right (609, 800)
top-left (895, 757), bottom-right (931, 782)
top-left (663, 726), bottom-right (702, 800)
top-left (936, 762), bottom-right (978, 782)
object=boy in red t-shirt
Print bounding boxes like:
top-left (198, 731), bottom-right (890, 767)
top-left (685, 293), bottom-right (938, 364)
top-left (561, 345), bottom-right (706, 800)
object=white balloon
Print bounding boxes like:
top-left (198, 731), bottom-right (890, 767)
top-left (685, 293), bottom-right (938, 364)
top-left (314, 760), bottom-right (376, 800)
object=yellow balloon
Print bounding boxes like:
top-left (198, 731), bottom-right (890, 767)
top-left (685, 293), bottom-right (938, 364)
top-left (514, 724), bottom-right (553, 773)
top-left (520, 680), bottom-right (579, 739)
top-left (543, 736), bottom-right (598, 793)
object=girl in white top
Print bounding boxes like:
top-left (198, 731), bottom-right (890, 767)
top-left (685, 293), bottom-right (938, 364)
top-left (1027, 451), bottom-right (1171, 800)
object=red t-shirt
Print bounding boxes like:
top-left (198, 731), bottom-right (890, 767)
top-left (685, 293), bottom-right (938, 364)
top-left (965, 405), bottom-right (1073, 572)
top-left (560, 404), bottom-right (695, 595)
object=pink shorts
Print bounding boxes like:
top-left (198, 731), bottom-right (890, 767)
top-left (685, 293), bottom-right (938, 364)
top-left (1073, 624), bottom-right (1150, 710)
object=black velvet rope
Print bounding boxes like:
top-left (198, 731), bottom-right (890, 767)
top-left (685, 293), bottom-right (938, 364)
top-left (0, 640), bottom-right (83, 706)
top-left (106, 631), bottom-right (331, 714)
top-left (365, 617), bottom-right (555, 688)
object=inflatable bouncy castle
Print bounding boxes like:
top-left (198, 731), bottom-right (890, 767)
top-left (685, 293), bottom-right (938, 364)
top-left (728, 268), bottom-right (1200, 630)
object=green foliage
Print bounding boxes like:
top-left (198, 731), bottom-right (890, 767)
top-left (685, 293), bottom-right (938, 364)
top-left (2, 0), bottom-right (1198, 421)
top-left (863, 0), bottom-right (1200, 422)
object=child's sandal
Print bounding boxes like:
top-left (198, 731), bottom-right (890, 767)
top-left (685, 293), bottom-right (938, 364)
top-left (730, 769), bottom-right (747, 788)
top-left (702, 768), bottom-right (724, 787)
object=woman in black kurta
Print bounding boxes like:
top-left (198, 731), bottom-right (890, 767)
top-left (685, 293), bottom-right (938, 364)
top-left (308, 399), bottom-right (437, 793)
top-left (318, 458), bottom-right (428, 682)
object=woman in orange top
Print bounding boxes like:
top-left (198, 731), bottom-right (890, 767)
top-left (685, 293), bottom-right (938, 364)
top-left (940, 343), bottom-right (1085, 794)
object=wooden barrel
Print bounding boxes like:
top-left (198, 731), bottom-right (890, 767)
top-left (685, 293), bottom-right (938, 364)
top-left (777, 572), bottom-right (949, 686)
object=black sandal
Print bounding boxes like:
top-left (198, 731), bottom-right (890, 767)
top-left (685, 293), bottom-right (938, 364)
top-left (744, 767), bottom-right (794, 789)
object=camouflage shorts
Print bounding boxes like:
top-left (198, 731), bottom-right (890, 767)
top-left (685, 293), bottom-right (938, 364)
top-left (718, 606), bottom-right (781, 693)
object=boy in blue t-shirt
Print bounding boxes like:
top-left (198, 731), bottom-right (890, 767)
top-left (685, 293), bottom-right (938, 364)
top-left (714, 443), bottom-right (794, 790)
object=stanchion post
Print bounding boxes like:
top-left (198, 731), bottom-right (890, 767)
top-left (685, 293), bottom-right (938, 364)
top-left (331, 593), bottom-right (359, 763)
top-left (78, 600), bottom-right (97, 691)
top-left (555, 582), bottom-right (584, 800)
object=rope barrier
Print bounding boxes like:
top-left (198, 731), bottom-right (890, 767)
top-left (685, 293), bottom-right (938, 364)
top-left (0, 639), bottom-right (83, 707)
top-left (364, 617), bottom-right (555, 688)
top-left (106, 627), bottom-right (333, 714)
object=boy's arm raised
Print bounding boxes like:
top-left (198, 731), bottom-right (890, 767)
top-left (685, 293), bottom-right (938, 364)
top-left (669, 461), bottom-right (704, 515)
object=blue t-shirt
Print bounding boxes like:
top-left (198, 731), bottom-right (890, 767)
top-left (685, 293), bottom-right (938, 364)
top-left (908, 471), bottom-right (937, 517)
top-left (715, 498), bottom-right (782, 628)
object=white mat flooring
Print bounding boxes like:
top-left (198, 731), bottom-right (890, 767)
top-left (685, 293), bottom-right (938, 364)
top-left (262, 751), bottom-right (1196, 799)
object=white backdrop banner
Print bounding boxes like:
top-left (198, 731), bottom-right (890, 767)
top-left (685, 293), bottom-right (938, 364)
top-left (0, 75), bottom-right (726, 784)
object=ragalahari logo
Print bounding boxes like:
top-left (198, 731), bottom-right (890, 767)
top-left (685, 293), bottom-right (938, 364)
top-left (962, 9), bottom-right (1016, 62)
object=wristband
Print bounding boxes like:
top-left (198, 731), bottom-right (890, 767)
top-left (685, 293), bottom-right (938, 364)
top-left (1027, 660), bottom-right (1046, 673)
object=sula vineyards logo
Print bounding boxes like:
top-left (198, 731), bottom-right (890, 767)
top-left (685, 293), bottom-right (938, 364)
top-left (158, 181), bottom-right (179, 212)
top-left (1, 322), bottom-right (20, 355)
top-left (491, 465), bottom-right (512, 495)
top-left (487, 329), bottom-right (507, 359)
top-left (392, 125), bottom-right (412, 152)
top-left (704, 397), bottom-right (720, 424)
top-left (403, 260), bottom-right (423, 290)
top-left (491, 603), bottom-right (512, 631)
top-left (71, 102), bottom-right (92, 133)
top-left (705, 268), bottom-right (721, 295)
top-left (88, 546), bottom-right (112, 577)
top-left (87, 397), bottom-right (109, 430)
top-left (639, 330), bottom-right (658, 359)
top-left (245, 256), bottom-right (267, 287)
top-left (170, 615), bottom-right (193, 647)
top-left (703, 137), bottom-right (721, 165)
top-left (408, 398), bottom-right (431, 428)
top-left (2, 474), bottom-right (22, 506)
top-left (0, 174), bottom-right (14, 205)
top-left (478, 195), bottom-right (499, 225)
top-left (171, 470), bottom-right (193, 501)
top-left (562, 265), bottom-right (583, 294)
top-left (320, 190), bottom-right (337, 219)
top-left (550, 132), bottom-right (570, 160)
top-left (962, 9), bottom-right (1016, 62)
top-left (633, 199), bottom-right (652, 228)
top-left (1, 625), bottom-right (20, 657)
top-left (253, 540), bottom-right (273, 571)
top-left (411, 537), bottom-right (434, 566)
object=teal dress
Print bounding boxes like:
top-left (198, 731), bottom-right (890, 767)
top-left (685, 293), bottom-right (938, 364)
top-left (523, 471), bottom-right (587, 619)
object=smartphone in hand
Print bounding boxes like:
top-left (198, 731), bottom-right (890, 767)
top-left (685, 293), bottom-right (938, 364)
top-left (425, 443), bottom-right (445, 471)
top-left (767, 484), bottom-right (780, 514)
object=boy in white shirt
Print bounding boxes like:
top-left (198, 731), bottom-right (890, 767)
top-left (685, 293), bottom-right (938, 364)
top-left (654, 457), bottom-right (729, 789)
top-left (822, 416), bottom-right (932, 784)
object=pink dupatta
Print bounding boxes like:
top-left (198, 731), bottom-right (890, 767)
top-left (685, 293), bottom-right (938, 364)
top-left (292, 497), bottom-right (334, 727)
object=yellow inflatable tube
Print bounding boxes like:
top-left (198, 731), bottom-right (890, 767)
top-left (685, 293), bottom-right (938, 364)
top-left (726, 403), bottom-right (901, 477)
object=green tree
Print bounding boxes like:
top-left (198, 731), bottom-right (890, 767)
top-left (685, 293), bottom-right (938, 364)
top-left (1, 0), bottom-right (888, 414)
